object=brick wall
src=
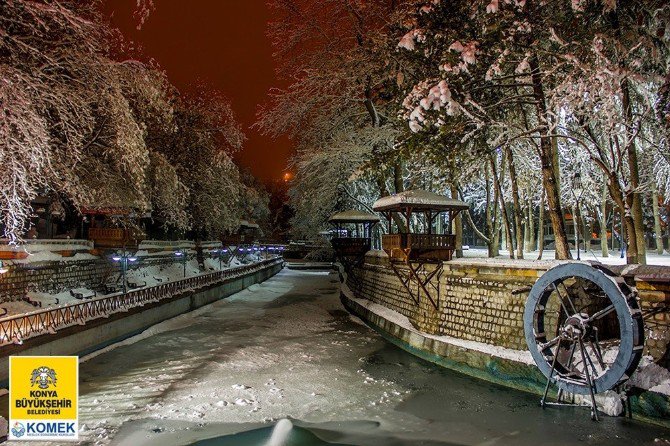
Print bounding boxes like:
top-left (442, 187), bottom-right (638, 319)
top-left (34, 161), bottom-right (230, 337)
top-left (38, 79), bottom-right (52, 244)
top-left (635, 278), bottom-right (670, 360)
top-left (347, 253), bottom-right (670, 361)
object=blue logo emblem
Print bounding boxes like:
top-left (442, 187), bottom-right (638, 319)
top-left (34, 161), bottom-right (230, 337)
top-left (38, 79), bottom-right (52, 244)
top-left (11, 421), bottom-right (26, 438)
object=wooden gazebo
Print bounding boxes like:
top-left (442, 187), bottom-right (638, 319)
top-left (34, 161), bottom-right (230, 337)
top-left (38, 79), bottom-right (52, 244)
top-left (372, 189), bottom-right (469, 309)
top-left (83, 207), bottom-right (145, 249)
top-left (222, 220), bottom-right (260, 246)
top-left (328, 210), bottom-right (380, 260)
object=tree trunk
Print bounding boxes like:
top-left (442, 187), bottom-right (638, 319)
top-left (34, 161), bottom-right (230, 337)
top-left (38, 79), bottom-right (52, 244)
top-left (484, 163), bottom-right (500, 257)
top-left (604, 172), bottom-right (639, 264)
top-left (529, 56), bottom-right (571, 259)
top-left (490, 154), bottom-right (514, 259)
top-left (523, 206), bottom-right (532, 252)
top-left (621, 78), bottom-right (646, 264)
top-left (451, 183), bottom-right (463, 258)
top-left (571, 205), bottom-right (579, 256)
top-left (600, 182), bottom-right (609, 258)
top-left (527, 186), bottom-right (535, 252)
top-left (487, 163), bottom-right (501, 258)
top-left (537, 188), bottom-right (545, 260)
top-left (652, 183), bottom-right (664, 255)
top-left (376, 173), bottom-right (406, 233)
top-left (393, 162), bottom-right (404, 194)
top-left (505, 147), bottom-right (524, 259)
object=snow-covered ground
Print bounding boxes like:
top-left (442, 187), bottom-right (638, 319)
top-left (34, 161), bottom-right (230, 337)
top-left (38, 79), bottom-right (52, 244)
top-left (463, 247), bottom-right (670, 266)
top-left (9, 269), bottom-right (668, 446)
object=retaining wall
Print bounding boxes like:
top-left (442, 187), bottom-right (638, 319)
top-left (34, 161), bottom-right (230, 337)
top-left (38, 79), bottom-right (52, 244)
top-left (348, 252), bottom-right (670, 361)
top-left (344, 252), bottom-right (670, 425)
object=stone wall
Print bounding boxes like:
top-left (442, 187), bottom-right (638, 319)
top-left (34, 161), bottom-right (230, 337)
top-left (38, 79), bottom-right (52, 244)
top-left (627, 273), bottom-right (670, 360)
top-left (348, 252), bottom-right (670, 361)
top-left (0, 253), bottom-right (214, 302)
top-left (0, 259), bottom-right (115, 301)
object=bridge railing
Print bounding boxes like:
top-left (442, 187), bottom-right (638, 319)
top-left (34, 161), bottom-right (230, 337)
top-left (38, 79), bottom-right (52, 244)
top-left (0, 257), bottom-right (283, 346)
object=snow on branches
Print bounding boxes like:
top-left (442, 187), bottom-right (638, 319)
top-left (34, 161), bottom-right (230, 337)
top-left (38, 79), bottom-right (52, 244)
top-left (1, 0), bottom-right (262, 242)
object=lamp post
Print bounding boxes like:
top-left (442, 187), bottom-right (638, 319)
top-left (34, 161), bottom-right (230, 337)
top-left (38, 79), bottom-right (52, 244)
top-left (175, 249), bottom-right (187, 277)
top-left (572, 172), bottom-right (584, 260)
top-left (218, 246), bottom-right (229, 270)
top-left (112, 251), bottom-right (137, 295)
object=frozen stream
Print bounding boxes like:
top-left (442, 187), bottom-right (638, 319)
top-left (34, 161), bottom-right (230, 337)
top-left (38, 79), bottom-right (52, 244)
top-left (30, 269), bottom-right (670, 445)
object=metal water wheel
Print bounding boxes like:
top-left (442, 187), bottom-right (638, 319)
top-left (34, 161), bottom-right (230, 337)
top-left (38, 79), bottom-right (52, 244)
top-left (523, 263), bottom-right (645, 419)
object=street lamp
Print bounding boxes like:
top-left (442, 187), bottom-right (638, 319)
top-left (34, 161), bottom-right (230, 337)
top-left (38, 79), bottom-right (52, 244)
top-left (218, 246), bottom-right (229, 270)
top-left (112, 251), bottom-right (137, 294)
top-left (174, 249), bottom-right (187, 278)
top-left (572, 172), bottom-right (584, 260)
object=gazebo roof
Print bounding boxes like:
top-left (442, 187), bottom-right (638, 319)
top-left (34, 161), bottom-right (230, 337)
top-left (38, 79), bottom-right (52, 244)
top-left (372, 189), bottom-right (469, 212)
top-left (328, 209), bottom-right (380, 224)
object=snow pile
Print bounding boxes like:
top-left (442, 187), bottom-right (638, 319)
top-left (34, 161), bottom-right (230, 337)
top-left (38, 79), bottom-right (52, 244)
top-left (12, 251), bottom-right (98, 264)
top-left (629, 356), bottom-right (670, 396)
top-left (574, 390), bottom-right (624, 417)
top-left (0, 300), bottom-right (37, 317)
top-left (124, 259), bottom-right (202, 287)
top-left (26, 289), bottom-right (93, 307)
top-left (0, 239), bottom-right (97, 264)
top-left (203, 257), bottom-right (225, 271)
top-left (0, 240), bottom-right (93, 252)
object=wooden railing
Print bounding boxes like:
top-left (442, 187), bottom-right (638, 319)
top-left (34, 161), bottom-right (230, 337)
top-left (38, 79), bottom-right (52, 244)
top-left (382, 233), bottom-right (455, 251)
top-left (88, 228), bottom-right (144, 248)
top-left (382, 233), bottom-right (404, 251)
top-left (331, 237), bottom-right (371, 256)
top-left (0, 258), bottom-right (283, 346)
top-left (331, 237), bottom-right (370, 248)
top-left (407, 234), bottom-right (455, 250)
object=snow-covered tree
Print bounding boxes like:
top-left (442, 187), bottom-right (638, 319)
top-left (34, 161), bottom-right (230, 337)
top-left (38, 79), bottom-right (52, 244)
top-left (395, 0), bottom-right (669, 263)
top-left (1, 1), bottom-right (262, 242)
